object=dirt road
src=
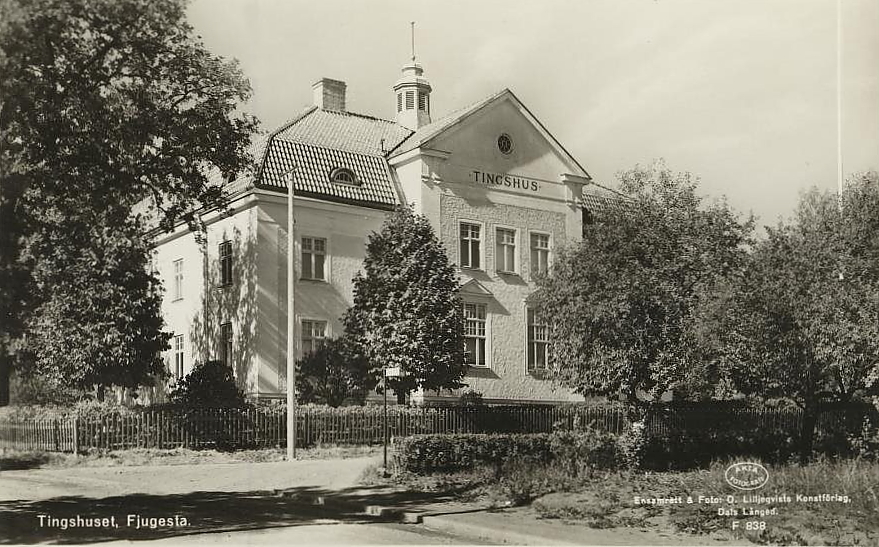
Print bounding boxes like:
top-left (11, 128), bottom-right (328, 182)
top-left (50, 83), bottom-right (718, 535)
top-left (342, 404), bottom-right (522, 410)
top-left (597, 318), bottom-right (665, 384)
top-left (0, 457), bottom-right (377, 502)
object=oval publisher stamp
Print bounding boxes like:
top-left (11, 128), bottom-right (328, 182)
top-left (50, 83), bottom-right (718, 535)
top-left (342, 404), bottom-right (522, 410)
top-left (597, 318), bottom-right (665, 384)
top-left (724, 462), bottom-right (769, 491)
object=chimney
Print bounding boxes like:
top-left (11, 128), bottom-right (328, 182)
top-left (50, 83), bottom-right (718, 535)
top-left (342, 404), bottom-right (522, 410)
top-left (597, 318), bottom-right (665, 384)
top-left (312, 78), bottom-right (346, 111)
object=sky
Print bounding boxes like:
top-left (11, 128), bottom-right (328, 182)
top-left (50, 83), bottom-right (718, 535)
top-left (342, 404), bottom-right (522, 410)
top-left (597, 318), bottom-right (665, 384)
top-left (187, 0), bottom-right (878, 227)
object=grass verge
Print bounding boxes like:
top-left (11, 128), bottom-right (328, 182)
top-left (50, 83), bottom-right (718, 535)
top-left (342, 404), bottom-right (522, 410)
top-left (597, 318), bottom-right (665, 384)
top-left (377, 455), bottom-right (878, 546)
top-left (529, 458), bottom-right (878, 546)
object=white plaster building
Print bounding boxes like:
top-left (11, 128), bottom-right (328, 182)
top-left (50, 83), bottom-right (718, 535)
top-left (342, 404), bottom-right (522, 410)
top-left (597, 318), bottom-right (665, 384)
top-left (153, 58), bottom-right (621, 404)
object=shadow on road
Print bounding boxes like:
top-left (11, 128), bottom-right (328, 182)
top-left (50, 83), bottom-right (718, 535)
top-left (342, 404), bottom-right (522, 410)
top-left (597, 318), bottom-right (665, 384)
top-left (0, 485), bottom-right (461, 544)
top-left (0, 454), bottom-right (54, 471)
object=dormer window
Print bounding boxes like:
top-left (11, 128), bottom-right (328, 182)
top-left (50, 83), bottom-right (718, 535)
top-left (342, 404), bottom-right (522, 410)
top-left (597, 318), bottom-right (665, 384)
top-left (330, 167), bottom-right (359, 185)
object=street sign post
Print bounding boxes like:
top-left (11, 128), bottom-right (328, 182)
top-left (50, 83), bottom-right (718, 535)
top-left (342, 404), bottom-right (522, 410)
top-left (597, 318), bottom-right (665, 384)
top-left (382, 365), bottom-right (405, 475)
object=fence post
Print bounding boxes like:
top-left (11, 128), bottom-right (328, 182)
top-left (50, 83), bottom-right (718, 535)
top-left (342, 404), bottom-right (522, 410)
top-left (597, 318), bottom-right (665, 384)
top-left (72, 416), bottom-right (79, 455)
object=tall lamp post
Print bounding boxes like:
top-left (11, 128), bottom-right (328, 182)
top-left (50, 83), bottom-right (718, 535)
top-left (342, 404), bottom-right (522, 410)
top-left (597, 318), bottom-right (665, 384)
top-left (285, 168), bottom-right (298, 461)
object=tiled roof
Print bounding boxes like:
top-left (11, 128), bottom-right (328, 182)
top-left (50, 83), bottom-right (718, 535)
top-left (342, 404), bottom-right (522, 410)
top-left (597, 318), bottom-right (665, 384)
top-left (579, 185), bottom-right (629, 215)
top-left (388, 90), bottom-right (506, 158)
top-left (259, 140), bottom-right (398, 209)
top-left (214, 132), bottom-right (270, 195)
top-left (274, 109), bottom-right (411, 155)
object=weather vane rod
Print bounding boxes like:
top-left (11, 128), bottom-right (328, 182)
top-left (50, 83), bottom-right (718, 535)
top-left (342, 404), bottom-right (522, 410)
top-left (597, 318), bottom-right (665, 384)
top-left (411, 21), bottom-right (416, 62)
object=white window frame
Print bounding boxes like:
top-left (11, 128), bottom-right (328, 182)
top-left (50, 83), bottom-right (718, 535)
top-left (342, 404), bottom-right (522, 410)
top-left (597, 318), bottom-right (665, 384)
top-left (300, 318), bottom-right (329, 357)
top-left (494, 225), bottom-right (519, 274)
top-left (301, 236), bottom-right (328, 281)
top-left (173, 334), bottom-right (184, 378)
top-left (529, 230), bottom-right (552, 278)
top-left (459, 220), bottom-right (484, 270)
top-left (463, 301), bottom-right (490, 368)
top-left (525, 306), bottom-right (549, 373)
top-left (172, 259), bottom-right (184, 301)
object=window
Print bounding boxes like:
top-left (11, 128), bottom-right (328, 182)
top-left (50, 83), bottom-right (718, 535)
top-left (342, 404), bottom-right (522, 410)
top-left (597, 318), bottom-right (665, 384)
top-left (219, 241), bottom-right (233, 286)
top-left (463, 303), bottom-right (487, 367)
top-left (418, 92), bottom-right (427, 111)
top-left (459, 223), bottom-right (481, 269)
top-left (530, 232), bottom-right (551, 275)
top-left (397, 92), bottom-right (403, 113)
top-left (527, 308), bottom-right (549, 371)
top-left (301, 320), bottom-right (327, 356)
top-left (405, 90), bottom-right (415, 109)
top-left (496, 228), bottom-right (516, 273)
top-left (220, 323), bottom-right (233, 368)
top-left (173, 334), bottom-right (184, 378)
top-left (301, 237), bottom-right (326, 281)
top-left (330, 167), bottom-right (358, 185)
top-left (172, 259), bottom-right (183, 301)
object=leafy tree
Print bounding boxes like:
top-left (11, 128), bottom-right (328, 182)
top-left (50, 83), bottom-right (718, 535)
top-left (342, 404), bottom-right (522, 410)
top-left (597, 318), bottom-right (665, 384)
top-left (27, 217), bottom-right (171, 396)
top-left (343, 205), bottom-right (466, 402)
top-left (0, 0), bottom-right (258, 399)
top-left (297, 337), bottom-right (369, 407)
top-left (169, 360), bottom-right (247, 409)
top-left (532, 160), bottom-right (754, 403)
top-left (699, 173), bottom-right (879, 461)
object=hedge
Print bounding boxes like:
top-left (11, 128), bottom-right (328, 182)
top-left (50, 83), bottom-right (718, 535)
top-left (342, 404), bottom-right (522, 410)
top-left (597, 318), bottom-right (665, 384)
top-left (390, 424), bottom-right (878, 475)
top-left (391, 428), bottom-right (620, 474)
top-left (391, 433), bottom-right (554, 474)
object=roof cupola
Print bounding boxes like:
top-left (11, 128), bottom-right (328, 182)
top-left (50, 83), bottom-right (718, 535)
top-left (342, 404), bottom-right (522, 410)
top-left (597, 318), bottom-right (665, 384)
top-left (394, 23), bottom-right (432, 130)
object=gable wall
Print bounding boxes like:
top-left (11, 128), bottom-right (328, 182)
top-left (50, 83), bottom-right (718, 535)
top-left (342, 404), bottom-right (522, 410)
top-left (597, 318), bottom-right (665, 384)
top-left (396, 95), bottom-right (584, 403)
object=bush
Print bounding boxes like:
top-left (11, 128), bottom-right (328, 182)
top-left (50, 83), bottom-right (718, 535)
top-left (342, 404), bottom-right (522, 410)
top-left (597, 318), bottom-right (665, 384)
top-left (170, 360), bottom-right (247, 409)
top-left (848, 417), bottom-right (879, 461)
top-left (297, 338), bottom-right (370, 407)
top-left (391, 433), bottom-right (555, 474)
top-left (458, 390), bottom-right (484, 408)
top-left (498, 459), bottom-right (579, 505)
top-left (550, 426), bottom-right (619, 476)
top-left (166, 361), bottom-right (250, 450)
top-left (616, 420), bottom-right (647, 470)
top-left (0, 400), bottom-right (143, 422)
top-left (392, 429), bottom-right (622, 476)
top-left (640, 426), bottom-right (798, 470)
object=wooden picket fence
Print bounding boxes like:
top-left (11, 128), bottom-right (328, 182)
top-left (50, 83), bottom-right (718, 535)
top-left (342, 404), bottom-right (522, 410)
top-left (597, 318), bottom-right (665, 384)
top-left (0, 404), bottom-right (872, 454)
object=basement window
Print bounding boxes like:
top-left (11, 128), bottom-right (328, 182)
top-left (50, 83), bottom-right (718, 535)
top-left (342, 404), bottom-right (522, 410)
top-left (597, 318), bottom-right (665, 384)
top-left (329, 167), bottom-right (359, 186)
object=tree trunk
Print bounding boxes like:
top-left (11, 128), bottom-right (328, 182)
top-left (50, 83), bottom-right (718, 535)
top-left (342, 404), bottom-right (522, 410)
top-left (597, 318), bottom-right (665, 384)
top-left (0, 354), bottom-right (10, 406)
top-left (799, 396), bottom-right (818, 465)
top-left (96, 384), bottom-right (106, 402)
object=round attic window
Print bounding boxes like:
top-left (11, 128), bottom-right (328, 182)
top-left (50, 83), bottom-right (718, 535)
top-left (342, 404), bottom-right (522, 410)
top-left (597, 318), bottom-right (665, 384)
top-left (330, 167), bottom-right (359, 185)
top-left (497, 133), bottom-right (513, 155)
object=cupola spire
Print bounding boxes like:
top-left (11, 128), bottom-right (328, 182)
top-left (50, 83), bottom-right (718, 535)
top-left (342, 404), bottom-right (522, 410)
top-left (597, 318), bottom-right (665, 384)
top-left (394, 22), bottom-right (432, 130)
top-left (410, 21), bottom-right (416, 62)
